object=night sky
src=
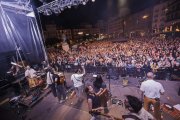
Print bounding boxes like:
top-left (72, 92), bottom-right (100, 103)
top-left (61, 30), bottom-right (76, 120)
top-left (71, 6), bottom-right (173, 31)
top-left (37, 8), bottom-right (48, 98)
top-left (33, 0), bottom-right (160, 29)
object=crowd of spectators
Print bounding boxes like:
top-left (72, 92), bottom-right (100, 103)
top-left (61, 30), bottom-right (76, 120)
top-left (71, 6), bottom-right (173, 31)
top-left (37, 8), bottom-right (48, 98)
top-left (47, 37), bottom-right (180, 80)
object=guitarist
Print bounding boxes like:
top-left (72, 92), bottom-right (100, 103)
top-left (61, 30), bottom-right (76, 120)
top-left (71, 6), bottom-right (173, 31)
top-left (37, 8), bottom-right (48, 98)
top-left (93, 75), bottom-right (109, 113)
top-left (85, 84), bottom-right (103, 120)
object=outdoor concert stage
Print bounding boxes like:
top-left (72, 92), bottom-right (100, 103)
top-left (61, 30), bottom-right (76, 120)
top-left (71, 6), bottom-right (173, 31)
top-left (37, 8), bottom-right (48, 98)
top-left (0, 73), bottom-right (179, 120)
top-left (23, 73), bottom-right (180, 120)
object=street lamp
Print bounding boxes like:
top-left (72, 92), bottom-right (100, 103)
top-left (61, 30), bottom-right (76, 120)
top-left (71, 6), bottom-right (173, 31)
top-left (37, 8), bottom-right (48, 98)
top-left (142, 15), bottom-right (148, 19)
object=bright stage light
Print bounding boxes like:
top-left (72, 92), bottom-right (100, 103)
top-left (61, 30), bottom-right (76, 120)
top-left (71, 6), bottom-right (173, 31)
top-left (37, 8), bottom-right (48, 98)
top-left (83, 2), bottom-right (86, 5)
top-left (43, 9), bottom-right (52, 16)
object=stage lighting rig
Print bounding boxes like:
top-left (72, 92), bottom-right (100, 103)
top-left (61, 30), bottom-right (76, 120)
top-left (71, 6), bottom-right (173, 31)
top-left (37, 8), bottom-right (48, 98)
top-left (0, 0), bottom-right (33, 15)
top-left (37, 0), bottom-right (96, 16)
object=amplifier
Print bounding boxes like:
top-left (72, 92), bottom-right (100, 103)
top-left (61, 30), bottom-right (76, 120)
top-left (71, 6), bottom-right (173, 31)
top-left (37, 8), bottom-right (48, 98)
top-left (161, 104), bottom-right (180, 120)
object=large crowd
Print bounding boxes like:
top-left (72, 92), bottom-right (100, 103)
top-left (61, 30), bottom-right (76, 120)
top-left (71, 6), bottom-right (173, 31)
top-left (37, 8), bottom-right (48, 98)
top-left (25, 37), bottom-right (179, 120)
top-left (47, 37), bottom-right (180, 80)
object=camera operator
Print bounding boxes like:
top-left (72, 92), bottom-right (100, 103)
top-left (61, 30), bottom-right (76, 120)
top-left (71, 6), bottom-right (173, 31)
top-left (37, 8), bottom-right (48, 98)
top-left (123, 95), bottom-right (154, 120)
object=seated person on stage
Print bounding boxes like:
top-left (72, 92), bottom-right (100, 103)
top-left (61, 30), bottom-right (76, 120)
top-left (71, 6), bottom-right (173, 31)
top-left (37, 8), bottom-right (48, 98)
top-left (93, 75), bottom-right (109, 113)
top-left (85, 84), bottom-right (103, 120)
top-left (25, 65), bottom-right (37, 79)
top-left (123, 95), bottom-right (154, 120)
top-left (25, 65), bottom-right (38, 88)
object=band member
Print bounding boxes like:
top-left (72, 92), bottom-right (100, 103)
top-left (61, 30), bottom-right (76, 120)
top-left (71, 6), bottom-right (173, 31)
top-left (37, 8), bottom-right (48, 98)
top-left (123, 95), bottom-right (154, 120)
top-left (54, 73), bottom-right (67, 103)
top-left (9, 64), bottom-right (20, 76)
top-left (25, 65), bottom-right (37, 79)
top-left (140, 72), bottom-right (165, 120)
top-left (85, 85), bottom-right (103, 120)
top-left (25, 65), bottom-right (38, 88)
top-left (93, 75), bottom-right (109, 113)
top-left (71, 64), bottom-right (85, 101)
top-left (6, 64), bottom-right (18, 82)
top-left (44, 67), bottom-right (57, 98)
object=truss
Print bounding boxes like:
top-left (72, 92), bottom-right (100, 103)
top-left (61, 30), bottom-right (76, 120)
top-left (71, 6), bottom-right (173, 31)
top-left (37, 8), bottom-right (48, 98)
top-left (0, 0), bottom-right (33, 15)
top-left (37, 0), bottom-right (95, 15)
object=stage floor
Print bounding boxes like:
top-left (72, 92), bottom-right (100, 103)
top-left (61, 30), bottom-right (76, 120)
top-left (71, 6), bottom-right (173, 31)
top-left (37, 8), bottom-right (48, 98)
top-left (1, 73), bottom-right (180, 120)
top-left (25, 73), bottom-right (180, 120)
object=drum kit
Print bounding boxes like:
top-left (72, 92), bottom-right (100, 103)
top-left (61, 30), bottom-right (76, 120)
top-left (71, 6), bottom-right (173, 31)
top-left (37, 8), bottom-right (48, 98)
top-left (10, 62), bottom-right (46, 97)
top-left (26, 73), bottom-right (46, 103)
top-left (27, 76), bottom-right (44, 89)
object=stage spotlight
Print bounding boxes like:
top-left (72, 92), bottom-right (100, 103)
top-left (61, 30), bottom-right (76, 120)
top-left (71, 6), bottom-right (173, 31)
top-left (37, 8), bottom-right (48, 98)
top-left (53, 8), bottom-right (61, 14)
top-left (60, 7), bottom-right (64, 11)
top-left (43, 9), bottom-right (52, 16)
top-left (92, 0), bottom-right (95, 2)
top-left (82, 2), bottom-right (86, 5)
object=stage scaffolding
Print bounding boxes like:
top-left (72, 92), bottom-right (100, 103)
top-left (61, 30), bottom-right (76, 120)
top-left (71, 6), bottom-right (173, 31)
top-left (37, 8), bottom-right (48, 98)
top-left (0, 0), bottom-right (47, 75)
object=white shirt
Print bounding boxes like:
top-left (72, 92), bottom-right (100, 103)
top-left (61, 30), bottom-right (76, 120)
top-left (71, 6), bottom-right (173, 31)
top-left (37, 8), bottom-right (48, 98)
top-left (140, 79), bottom-right (165, 98)
top-left (25, 68), bottom-right (36, 78)
top-left (71, 73), bottom-right (84, 87)
top-left (46, 72), bottom-right (54, 85)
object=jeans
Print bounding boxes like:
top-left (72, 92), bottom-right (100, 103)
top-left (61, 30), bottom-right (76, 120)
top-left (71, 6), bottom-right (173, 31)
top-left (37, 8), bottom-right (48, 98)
top-left (56, 84), bottom-right (66, 101)
top-left (49, 83), bottom-right (57, 97)
top-left (75, 85), bottom-right (84, 100)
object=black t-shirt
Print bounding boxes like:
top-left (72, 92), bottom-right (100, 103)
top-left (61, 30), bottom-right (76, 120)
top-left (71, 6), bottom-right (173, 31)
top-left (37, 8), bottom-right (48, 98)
top-left (93, 81), bottom-right (107, 93)
top-left (87, 93), bottom-right (101, 110)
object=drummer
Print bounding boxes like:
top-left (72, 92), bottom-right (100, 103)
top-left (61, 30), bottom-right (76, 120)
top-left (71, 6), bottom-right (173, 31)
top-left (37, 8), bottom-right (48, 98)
top-left (25, 65), bottom-right (37, 79)
top-left (25, 65), bottom-right (37, 88)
